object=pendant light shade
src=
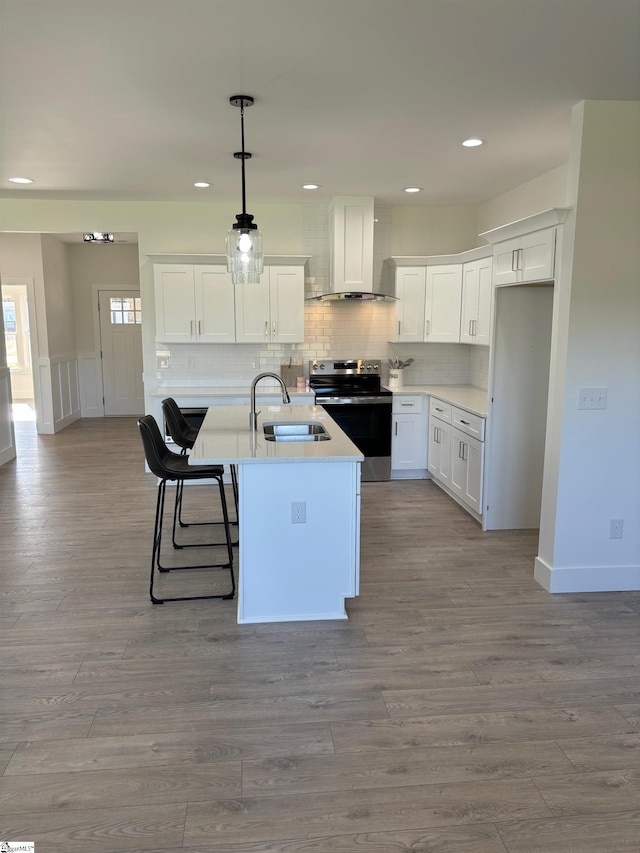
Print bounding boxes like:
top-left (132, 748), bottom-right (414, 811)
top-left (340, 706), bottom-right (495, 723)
top-left (226, 95), bottom-right (264, 284)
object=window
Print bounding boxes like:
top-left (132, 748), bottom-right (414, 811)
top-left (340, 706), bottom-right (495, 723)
top-left (110, 296), bottom-right (142, 324)
top-left (2, 297), bottom-right (19, 368)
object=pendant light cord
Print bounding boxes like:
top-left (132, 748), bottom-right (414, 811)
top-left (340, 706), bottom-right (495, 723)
top-left (240, 101), bottom-right (247, 216)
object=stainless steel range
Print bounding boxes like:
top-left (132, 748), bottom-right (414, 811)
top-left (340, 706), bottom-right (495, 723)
top-left (309, 358), bottom-right (392, 481)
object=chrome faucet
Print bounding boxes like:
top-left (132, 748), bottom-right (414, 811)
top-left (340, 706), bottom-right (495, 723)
top-left (250, 372), bottom-right (291, 431)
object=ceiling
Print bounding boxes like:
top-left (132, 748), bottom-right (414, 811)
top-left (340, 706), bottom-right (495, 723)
top-left (1, 0), bottom-right (639, 211)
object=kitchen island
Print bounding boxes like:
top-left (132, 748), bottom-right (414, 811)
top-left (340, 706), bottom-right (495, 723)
top-left (189, 404), bottom-right (363, 623)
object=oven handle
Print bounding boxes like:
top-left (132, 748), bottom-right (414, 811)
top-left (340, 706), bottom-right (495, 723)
top-left (316, 396), bottom-right (392, 405)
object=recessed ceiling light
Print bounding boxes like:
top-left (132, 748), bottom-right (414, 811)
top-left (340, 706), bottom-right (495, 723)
top-left (403, 187), bottom-right (422, 193)
top-left (302, 184), bottom-right (320, 190)
top-left (9, 176), bottom-right (34, 184)
top-left (462, 138), bottom-right (484, 147)
top-left (193, 181), bottom-right (211, 188)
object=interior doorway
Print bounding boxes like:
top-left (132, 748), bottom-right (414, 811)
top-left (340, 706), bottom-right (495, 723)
top-left (98, 289), bottom-right (144, 416)
top-left (2, 282), bottom-right (36, 424)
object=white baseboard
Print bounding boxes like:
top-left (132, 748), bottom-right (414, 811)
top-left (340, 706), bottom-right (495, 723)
top-left (535, 556), bottom-right (640, 592)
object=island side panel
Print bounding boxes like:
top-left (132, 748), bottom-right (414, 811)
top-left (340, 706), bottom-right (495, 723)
top-left (237, 460), bottom-right (360, 623)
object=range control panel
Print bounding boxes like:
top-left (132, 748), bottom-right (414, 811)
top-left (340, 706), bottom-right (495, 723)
top-left (310, 358), bottom-right (382, 375)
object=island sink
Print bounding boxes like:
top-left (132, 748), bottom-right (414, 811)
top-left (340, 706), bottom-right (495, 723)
top-left (263, 421), bottom-right (330, 442)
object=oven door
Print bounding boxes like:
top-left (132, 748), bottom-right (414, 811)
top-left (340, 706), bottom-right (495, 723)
top-left (318, 398), bottom-right (392, 482)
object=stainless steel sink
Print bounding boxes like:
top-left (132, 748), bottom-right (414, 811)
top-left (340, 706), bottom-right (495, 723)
top-left (263, 422), bottom-right (330, 442)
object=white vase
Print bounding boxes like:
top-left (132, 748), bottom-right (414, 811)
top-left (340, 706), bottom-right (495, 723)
top-left (388, 371), bottom-right (404, 389)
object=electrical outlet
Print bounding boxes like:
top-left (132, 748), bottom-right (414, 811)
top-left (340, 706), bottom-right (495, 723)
top-left (291, 501), bottom-right (306, 524)
top-left (609, 519), bottom-right (624, 539)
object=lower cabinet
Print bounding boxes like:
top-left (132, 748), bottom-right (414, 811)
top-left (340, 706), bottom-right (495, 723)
top-left (449, 428), bottom-right (483, 514)
top-left (428, 396), bottom-right (485, 520)
top-left (391, 395), bottom-right (427, 478)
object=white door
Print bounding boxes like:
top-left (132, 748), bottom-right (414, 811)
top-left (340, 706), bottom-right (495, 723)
top-left (99, 290), bottom-right (144, 416)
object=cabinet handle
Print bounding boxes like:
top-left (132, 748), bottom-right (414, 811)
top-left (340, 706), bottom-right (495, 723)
top-left (273, 321), bottom-right (277, 337)
top-left (264, 321), bottom-right (268, 337)
top-left (401, 403), bottom-right (413, 407)
top-left (435, 407), bottom-right (444, 412)
top-left (395, 422), bottom-right (398, 437)
top-left (190, 320), bottom-right (194, 336)
top-left (518, 247), bottom-right (524, 271)
top-left (468, 320), bottom-right (473, 336)
top-left (460, 419), bottom-right (470, 425)
top-left (425, 320), bottom-right (430, 336)
top-left (198, 320), bottom-right (202, 336)
top-left (511, 249), bottom-right (518, 272)
top-left (397, 320), bottom-right (401, 337)
top-left (472, 320), bottom-right (477, 336)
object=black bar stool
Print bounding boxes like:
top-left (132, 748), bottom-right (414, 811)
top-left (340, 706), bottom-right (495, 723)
top-left (137, 415), bottom-right (235, 604)
top-left (162, 397), bottom-right (239, 548)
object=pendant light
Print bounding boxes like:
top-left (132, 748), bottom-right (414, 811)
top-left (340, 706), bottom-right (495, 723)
top-left (226, 95), bottom-right (263, 284)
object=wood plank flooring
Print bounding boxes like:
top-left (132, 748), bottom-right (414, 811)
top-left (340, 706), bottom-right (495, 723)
top-left (1, 417), bottom-right (640, 852)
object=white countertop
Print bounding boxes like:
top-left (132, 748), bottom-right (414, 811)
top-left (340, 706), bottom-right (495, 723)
top-left (189, 405), bottom-right (364, 465)
top-left (153, 383), bottom-right (487, 416)
top-left (392, 385), bottom-right (488, 417)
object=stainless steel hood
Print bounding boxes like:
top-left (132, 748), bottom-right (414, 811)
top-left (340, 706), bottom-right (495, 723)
top-left (308, 197), bottom-right (396, 302)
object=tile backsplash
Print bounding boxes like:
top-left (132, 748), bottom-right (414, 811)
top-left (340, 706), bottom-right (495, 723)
top-left (154, 202), bottom-right (489, 391)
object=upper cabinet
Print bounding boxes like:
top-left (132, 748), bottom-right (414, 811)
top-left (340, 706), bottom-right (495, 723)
top-left (389, 262), bottom-right (462, 343)
top-left (154, 260), bottom-right (305, 344)
top-left (480, 208), bottom-right (572, 287)
top-left (393, 267), bottom-right (426, 343)
top-left (492, 228), bottom-right (555, 286)
top-left (235, 265), bottom-right (304, 344)
top-left (460, 256), bottom-right (492, 345)
top-left (387, 247), bottom-right (491, 344)
top-left (425, 264), bottom-right (462, 342)
top-left (154, 264), bottom-right (235, 343)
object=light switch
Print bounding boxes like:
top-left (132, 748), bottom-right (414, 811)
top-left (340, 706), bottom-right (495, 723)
top-left (578, 388), bottom-right (607, 410)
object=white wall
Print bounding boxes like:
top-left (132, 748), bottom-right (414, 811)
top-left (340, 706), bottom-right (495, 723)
top-left (0, 233), bottom-right (80, 432)
top-left (69, 243), bottom-right (140, 353)
top-left (477, 165), bottom-right (568, 234)
top-left (391, 205), bottom-right (479, 255)
top-left (535, 100), bottom-right (640, 591)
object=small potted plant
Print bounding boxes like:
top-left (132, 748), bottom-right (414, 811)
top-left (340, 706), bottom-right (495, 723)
top-left (387, 357), bottom-right (414, 389)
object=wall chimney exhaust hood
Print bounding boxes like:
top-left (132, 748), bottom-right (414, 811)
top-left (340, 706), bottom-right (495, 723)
top-left (308, 196), bottom-right (395, 302)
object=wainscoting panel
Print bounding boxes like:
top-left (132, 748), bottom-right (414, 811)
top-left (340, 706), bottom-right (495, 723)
top-left (78, 353), bottom-right (103, 418)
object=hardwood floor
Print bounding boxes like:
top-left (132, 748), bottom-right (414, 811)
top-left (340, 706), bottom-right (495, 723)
top-left (1, 417), bottom-right (640, 851)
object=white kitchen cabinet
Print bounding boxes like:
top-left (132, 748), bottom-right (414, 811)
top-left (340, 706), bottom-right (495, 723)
top-left (389, 264), bottom-right (461, 343)
top-left (154, 264), bottom-right (235, 343)
top-left (235, 265), bottom-right (304, 344)
top-left (391, 395), bottom-right (427, 477)
top-left (492, 227), bottom-right (556, 286)
top-left (450, 427), bottom-right (483, 514)
top-left (425, 264), bottom-right (463, 342)
top-left (391, 267), bottom-right (426, 343)
top-left (428, 396), bottom-right (485, 519)
top-left (460, 256), bottom-right (492, 345)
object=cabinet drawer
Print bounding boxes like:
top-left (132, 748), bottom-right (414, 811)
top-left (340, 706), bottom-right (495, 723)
top-left (393, 395), bottom-right (424, 414)
top-left (452, 406), bottom-right (485, 441)
top-left (429, 397), bottom-right (452, 422)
